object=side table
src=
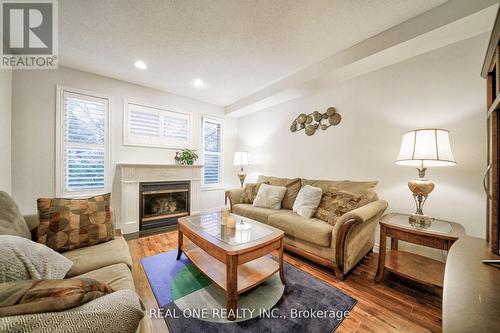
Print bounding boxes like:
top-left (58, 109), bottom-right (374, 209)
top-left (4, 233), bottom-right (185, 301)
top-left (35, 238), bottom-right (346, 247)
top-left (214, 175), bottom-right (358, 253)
top-left (374, 213), bottom-right (465, 288)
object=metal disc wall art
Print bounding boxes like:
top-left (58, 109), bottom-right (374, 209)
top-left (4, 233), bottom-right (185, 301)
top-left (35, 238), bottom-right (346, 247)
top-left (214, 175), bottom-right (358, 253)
top-left (290, 107), bottom-right (342, 136)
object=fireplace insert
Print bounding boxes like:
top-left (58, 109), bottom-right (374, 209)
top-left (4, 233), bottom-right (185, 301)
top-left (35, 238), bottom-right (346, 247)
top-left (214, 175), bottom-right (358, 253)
top-left (139, 181), bottom-right (190, 230)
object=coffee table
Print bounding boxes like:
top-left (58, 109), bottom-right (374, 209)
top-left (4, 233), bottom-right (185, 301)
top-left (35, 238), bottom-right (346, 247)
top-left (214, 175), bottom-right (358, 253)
top-left (177, 212), bottom-right (285, 321)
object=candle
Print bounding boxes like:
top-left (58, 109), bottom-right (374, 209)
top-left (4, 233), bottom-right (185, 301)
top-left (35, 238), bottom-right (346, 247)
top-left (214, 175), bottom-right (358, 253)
top-left (226, 216), bottom-right (236, 228)
top-left (221, 207), bottom-right (230, 225)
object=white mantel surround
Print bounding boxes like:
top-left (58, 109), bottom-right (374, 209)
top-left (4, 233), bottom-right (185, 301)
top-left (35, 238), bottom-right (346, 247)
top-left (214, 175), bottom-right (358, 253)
top-left (117, 163), bottom-right (203, 234)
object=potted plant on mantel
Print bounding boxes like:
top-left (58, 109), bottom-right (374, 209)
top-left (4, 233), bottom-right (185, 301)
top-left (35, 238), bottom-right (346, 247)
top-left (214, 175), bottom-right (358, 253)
top-left (175, 149), bottom-right (199, 165)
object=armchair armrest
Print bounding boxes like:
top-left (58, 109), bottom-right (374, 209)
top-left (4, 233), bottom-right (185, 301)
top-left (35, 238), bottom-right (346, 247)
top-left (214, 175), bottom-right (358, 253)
top-left (224, 188), bottom-right (243, 212)
top-left (332, 200), bottom-right (388, 278)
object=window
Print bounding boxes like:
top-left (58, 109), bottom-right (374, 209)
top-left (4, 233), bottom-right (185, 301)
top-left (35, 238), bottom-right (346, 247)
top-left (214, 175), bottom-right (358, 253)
top-left (124, 102), bottom-right (191, 148)
top-left (202, 117), bottom-right (223, 188)
top-left (56, 86), bottom-right (109, 197)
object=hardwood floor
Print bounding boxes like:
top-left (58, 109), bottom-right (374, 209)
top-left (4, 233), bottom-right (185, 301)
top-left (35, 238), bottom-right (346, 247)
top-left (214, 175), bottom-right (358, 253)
top-left (128, 231), bottom-right (442, 333)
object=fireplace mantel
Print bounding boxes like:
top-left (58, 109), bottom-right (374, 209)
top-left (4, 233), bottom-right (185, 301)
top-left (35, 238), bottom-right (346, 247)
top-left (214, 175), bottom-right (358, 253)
top-left (117, 163), bottom-right (202, 234)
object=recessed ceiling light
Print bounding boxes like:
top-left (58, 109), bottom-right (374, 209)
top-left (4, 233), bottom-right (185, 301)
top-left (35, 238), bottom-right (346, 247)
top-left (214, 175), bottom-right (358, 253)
top-left (134, 60), bottom-right (147, 70)
top-left (192, 78), bottom-right (204, 88)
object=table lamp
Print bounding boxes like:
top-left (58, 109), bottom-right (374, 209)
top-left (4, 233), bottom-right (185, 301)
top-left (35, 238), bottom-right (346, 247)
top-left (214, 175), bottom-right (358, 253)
top-left (395, 129), bottom-right (456, 227)
top-left (233, 151), bottom-right (251, 188)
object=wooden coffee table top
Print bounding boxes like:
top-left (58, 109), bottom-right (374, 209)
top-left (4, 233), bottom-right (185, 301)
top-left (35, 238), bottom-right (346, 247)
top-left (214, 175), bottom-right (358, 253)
top-left (177, 211), bottom-right (286, 320)
top-left (178, 212), bottom-right (284, 255)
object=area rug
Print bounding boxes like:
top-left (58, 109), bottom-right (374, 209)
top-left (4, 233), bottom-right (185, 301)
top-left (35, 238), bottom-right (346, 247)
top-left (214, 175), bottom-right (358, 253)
top-left (141, 250), bottom-right (356, 333)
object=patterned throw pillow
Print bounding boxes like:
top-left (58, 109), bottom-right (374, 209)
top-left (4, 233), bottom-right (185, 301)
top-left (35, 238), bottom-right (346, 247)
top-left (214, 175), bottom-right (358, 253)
top-left (37, 194), bottom-right (114, 252)
top-left (240, 182), bottom-right (267, 204)
top-left (314, 189), bottom-right (363, 226)
top-left (0, 278), bottom-right (113, 317)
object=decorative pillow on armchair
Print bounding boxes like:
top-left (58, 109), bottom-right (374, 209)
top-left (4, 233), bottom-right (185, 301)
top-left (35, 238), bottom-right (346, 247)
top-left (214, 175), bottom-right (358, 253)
top-left (240, 182), bottom-right (268, 204)
top-left (0, 235), bottom-right (73, 282)
top-left (37, 193), bottom-right (114, 252)
top-left (314, 189), bottom-right (363, 226)
top-left (0, 278), bottom-right (113, 317)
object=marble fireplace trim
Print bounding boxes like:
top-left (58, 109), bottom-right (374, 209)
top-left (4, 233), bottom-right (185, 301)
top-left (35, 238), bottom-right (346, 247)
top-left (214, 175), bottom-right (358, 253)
top-left (117, 163), bottom-right (203, 234)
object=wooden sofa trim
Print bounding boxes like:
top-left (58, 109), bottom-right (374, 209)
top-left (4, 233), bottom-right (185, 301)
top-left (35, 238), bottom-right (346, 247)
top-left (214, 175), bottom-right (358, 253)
top-left (284, 243), bottom-right (336, 269)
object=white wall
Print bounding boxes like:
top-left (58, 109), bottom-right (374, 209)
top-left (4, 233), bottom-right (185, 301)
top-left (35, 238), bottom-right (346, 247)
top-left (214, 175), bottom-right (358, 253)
top-left (235, 34), bottom-right (489, 243)
top-left (11, 66), bottom-right (228, 214)
top-left (0, 70), bottom-right (12, 194)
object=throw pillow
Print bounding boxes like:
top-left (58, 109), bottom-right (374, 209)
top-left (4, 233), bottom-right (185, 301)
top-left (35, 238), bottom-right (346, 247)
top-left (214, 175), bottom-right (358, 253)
top-left (0, 278), bottom-right (113, 317)
top-left (292, 185), bottom-right (323, 218)
top-left (253, 184), bottom-right (287, 210)
top-left (258, 176), bottom-right (301, 209)
top-left (0, 235), bottom-right (73, 282)
top-left (240, 182), bottom-right (267, 204)
top-left (314, 188), bottom-right (363, 226)
top-left (0, 191), bottom-right (31, 240)
top-left (37, 193), bottom-right (114, 252)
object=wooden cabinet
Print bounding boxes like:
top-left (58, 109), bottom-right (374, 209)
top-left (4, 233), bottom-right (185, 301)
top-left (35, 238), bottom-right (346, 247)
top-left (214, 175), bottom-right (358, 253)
top-left (482, 9), bottom-right (500, 255)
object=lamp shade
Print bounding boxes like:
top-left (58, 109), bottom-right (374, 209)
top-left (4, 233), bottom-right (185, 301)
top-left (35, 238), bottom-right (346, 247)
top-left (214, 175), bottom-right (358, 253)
top-left (395, 129), bottom-right (456, 167)
top-left (233, 151), bottom-right (252, 166)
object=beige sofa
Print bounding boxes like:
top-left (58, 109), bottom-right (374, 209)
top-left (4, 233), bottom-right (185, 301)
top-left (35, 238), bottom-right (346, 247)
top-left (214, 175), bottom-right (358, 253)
top-left (225, 176), bottom-right (388, 280)
top-left (0, 193), bottom-right (151, 333)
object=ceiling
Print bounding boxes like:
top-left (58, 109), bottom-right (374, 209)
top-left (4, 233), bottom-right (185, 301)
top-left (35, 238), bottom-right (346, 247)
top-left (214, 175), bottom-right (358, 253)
top-left (59, 0), bottom-right (447, 106)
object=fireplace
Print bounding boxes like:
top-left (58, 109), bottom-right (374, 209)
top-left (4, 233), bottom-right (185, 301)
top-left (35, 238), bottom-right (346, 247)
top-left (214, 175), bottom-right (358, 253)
top-left (139, 181), bottom-right (190, 230)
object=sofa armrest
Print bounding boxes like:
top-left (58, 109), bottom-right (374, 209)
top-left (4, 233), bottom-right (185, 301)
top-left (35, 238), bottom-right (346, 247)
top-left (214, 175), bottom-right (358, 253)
top-left (332, 200), bottom-right (388, 277)
top-left (224, 188), bottom-right (243, 211)
top-left (23, 214), bottom-right (40, 232)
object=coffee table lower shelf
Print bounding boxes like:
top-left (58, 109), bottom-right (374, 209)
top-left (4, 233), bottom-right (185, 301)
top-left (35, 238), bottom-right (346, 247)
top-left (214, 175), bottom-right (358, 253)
top-left (182, 244), bottom-right (280, 293)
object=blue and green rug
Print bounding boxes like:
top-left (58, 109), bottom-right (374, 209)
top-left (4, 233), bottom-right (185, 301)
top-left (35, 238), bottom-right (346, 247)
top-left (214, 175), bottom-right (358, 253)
top-left (141, 250), bottom-right (356, 332)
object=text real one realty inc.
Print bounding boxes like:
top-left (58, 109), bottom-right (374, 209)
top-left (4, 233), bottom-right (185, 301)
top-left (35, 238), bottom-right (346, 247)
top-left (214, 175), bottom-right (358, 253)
top-left (149, 308), bottom-right (351, 320)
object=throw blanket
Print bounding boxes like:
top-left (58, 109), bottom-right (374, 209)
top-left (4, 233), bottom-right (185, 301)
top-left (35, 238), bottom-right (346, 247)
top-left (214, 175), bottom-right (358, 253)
top-left (0, 289), bottom-right (145, 333)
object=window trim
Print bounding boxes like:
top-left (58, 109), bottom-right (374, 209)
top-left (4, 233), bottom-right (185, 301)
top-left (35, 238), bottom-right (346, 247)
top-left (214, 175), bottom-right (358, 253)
top-left (201, 115), bottom-right (224, 190)
top-left (123, 100), bottom-right (193, 149)
top-left (56, 85), bottom-right (111, 198)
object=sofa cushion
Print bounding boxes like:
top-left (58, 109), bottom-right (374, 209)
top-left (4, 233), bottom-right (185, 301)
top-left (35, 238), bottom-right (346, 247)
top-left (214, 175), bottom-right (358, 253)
top-left (0, 191), bottom-right (31, 239)
top-left (258, 176), bottom-right (301, 209)
top-left (302, 179), bottom-right (378, 206)
top-left (0, 278), bottom-right (113, 317)
top-left (232, 204), bottom-right (282, 224)
top-left (0, 235), bottom-right (73, 282)
top-left (268, 211), bottom-right (333, 247)
top-left (63, 237), bottom-right (132, 278)
top-left (72, 263), bottom-right (135, 292)
top-left (37, 193), bottom-right (114, 252)
top-left (240, 182), bottom-right (267, 204)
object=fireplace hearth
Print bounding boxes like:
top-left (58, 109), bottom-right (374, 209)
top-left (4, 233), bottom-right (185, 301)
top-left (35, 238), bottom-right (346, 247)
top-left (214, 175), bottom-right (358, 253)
top-left (139, 181), bottom-right (190, 230)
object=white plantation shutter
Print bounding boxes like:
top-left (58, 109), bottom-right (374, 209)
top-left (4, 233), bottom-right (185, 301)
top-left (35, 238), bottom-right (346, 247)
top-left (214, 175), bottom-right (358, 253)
top-left (130, 110), bottom-right (160, 137)
top-left (124, 103), bottom-right (190, 148)
top-left (202, 117), bottom-right (223, 187)
top-left (58, 89), bottom-right (109, 196)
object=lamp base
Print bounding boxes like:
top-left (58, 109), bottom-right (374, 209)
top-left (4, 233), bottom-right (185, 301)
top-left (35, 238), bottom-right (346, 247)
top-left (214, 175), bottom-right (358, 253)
top-left (237, 168), bottom-right (246, 188)
top-left (409, 214), bottom-right (432, 229)
top-left (408, 167), bottom-right (435, 216)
